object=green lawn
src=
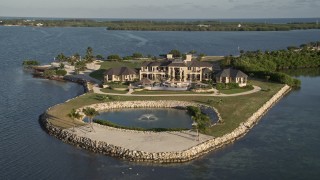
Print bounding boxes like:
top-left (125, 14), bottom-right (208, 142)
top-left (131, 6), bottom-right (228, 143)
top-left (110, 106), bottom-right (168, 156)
top-left (101, 88), bottom-right (128, 94)
top-left (47, 79), bottom-right (285, 138)
top-left (218, 86), bottom-right (254, 94)
top-left (89, 60), bottom-right (144, 80)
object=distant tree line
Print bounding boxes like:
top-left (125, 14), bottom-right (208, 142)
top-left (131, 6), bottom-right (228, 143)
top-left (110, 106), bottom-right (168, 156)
top-left (2, 19), bottom-right (320, 31)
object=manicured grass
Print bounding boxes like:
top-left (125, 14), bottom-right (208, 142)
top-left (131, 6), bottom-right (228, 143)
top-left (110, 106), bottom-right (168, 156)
top-left (132, 90), bottom-right (212, 94)
top-left (206, 80), bottom-right (283, 137)
top-left (101, 88), bottom-right (128, 94)
top-left (89, 69), bottom-right (106, 81)
top-left (218, 86), bottom-right (254, 94)
top-left (107, 83), bottom-right (129, 89)
top-left (47, 79), bottom-right (285, 138)
top-left (201, 56), bottom-right (224, 62)
top-left (89, 60), bottom-right (144, 80)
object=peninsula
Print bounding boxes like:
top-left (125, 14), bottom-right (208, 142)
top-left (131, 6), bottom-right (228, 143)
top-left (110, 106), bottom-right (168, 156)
top-left (33, 42), bottom-right (319, 163)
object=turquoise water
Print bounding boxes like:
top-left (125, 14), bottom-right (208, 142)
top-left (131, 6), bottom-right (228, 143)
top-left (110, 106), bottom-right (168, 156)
top-left (0, 26), bottom-right (319, 179)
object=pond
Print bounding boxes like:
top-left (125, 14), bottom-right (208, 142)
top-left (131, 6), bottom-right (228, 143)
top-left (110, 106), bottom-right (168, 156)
top-left (93, 108), bottom-right (194, 129)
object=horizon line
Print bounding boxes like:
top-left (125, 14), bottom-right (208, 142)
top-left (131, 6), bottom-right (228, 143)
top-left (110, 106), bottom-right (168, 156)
top-left (1, 16), bottom-right (320, 20)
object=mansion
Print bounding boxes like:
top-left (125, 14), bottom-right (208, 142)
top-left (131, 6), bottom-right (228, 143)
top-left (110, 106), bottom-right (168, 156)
top-left (104, 54), bottom-right (248, 86)
top-left (139, 55), bottom-right (213, 82)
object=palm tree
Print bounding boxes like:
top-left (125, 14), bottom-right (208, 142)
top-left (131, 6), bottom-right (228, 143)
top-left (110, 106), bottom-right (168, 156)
top-left (67, 109), bottom-right (83, 132)
top-left (85, 47), bottom-right (94, 62)
top-left (82, 107), bottom-right (99, 131)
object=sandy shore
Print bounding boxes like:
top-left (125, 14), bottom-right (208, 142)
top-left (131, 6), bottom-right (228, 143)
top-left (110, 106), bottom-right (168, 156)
top-left (70, 124), bottom-right (213, 152)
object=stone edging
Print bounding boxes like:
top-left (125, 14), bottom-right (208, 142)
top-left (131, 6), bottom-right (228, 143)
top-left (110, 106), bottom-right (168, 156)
top-left (39, 85), bottom-right (291, 163)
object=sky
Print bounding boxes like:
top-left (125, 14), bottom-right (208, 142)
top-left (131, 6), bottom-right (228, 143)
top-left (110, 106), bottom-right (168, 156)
top-left (0, 0), bottom-right (319, 19)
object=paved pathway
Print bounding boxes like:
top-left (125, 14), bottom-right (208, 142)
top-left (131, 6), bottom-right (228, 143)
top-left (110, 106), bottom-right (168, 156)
top-left (92, 85), bottom-right (261, 97)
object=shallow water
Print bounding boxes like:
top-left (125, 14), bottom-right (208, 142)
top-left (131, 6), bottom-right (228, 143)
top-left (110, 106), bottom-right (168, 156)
top-left (0, 26), bottom-right (319, 179)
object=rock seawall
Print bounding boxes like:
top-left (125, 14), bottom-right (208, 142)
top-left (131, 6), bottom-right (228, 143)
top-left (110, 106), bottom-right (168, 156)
top-left (40, 85), bottom-right (291, 163)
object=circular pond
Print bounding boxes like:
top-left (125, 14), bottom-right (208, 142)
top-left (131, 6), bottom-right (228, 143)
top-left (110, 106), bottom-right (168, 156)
top-left (94, 108), bottom-right (193, 129)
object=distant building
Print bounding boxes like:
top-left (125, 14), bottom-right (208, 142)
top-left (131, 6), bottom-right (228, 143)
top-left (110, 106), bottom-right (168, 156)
top-left (197, 24), bottom-right (210, 28)
top-left (104, 67), bottom-right (138, 82)
top-left (215, 68), bottom-right (248, 87)
top-left (36, 23), bottom-right (43, 27)
top-left (166, 54), bottom-right (173, 60)
top-left (238, 24), bottom-right (242, 28)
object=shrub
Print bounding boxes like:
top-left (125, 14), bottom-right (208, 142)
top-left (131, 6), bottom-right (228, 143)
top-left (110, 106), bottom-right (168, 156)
top-left (216, 83), bottom-right (226, 90)
top-left (43, 69), bottom-right (56, 78)
top-left (226, 82), bottom-right (239, 89)
top-left (56, 69), bottom-right (67, 76)
top-left (107, 54), bottom-right (121, 60)
top-left (187, 106), bottom-right (211, 132)
top-left (22, 60), bottom-right (40, 67)
top-left (132, 52), bottom-right (143, 59)
top-left (245, 84), bottom-right (254, 89)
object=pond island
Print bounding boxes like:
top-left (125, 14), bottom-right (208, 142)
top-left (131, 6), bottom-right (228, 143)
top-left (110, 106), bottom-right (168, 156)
top-left (31, 44), bottom-right (320, 163)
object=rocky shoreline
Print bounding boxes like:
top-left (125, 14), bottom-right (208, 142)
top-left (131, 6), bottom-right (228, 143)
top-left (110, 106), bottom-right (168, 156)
top-left (39, 85), bottom-right (291, 163)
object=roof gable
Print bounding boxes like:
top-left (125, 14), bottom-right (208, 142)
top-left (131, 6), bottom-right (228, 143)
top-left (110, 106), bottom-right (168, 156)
top-left (104, 67), bottom-right (137, 76)
top-left (215, 68), bottom-right (248, 78)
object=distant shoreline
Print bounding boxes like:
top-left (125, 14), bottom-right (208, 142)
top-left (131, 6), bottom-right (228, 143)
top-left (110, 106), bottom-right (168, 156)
top-left (1, 18), bottom-right (319, 31)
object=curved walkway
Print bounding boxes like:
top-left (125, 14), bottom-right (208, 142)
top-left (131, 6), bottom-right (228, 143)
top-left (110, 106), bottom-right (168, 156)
top-left (92, 85), bottom-right (261, 97)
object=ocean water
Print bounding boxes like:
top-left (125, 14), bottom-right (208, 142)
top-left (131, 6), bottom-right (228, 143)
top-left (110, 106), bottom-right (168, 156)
top-left (0, 26), bottom-right (319, 179)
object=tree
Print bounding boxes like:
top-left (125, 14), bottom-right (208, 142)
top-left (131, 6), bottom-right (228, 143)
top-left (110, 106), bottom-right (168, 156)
top-left (107, 54), bottom-right (121, 60)
top-left (67, 109), bottom-right (83, 131)
top-left (85, 47), bottom-right (94, 62)
top-left (169, 49), bottom-right (181, 58)
top-left (82, 107), bottom-right (99, 131)
top-left (74, 61), bottom-right (86, 74)
top-left (56, 69), bottom-right (67, 76)
top-left (96, 54), bottom-right (104, 60)
top-left (188, 50), bottom-right (197, 55)
top-left (59, 63), bottom-right (65, 70)
top-left (182, 54), bottom-right (187, 60)
top-left (132, 52), bottom-right (143, 59)
top-left (43, 69), bottom-right (56, 78)
top-left (197, 53), bottom-right (206, 61)
top-left (56, 53), bottom-right (67, 62)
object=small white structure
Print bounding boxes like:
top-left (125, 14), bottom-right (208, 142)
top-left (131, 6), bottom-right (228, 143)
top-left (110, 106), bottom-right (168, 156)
top-left (185, 54), bottom-right (192, 61)
top-left (197, 24), bottom-right (210, 28)
top-left (36, 23), bottom-right (43, 27)
top-left (238, 24), bottom-right (242, 28)
top-left (166, 54), bottom-right (173, 60)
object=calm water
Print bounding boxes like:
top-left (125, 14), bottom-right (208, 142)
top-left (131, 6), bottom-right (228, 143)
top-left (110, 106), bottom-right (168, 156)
top-left (0, 26), bottom-right (319, 179)
top-left (95, 108), bottom-right (193, 129)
